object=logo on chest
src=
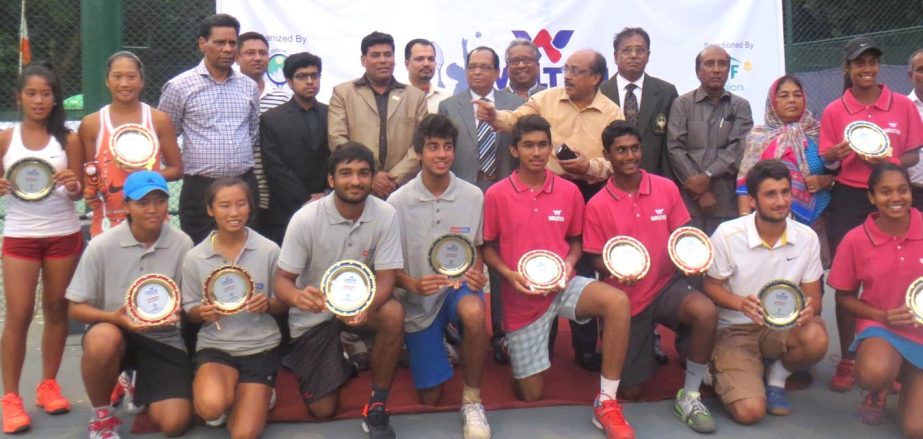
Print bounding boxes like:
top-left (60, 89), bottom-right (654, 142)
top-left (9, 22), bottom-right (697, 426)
top-left (883, 122), bottom-right (902, 136)
top-left (548, 209), bottom-right (565, 222)
top-left (450, 226), bottom-right (471, 234)
top-left (650, 208), bottom-right (667, 222)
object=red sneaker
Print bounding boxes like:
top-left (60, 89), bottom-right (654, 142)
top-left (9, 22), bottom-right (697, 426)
top-left (829, 359), bottom-right (855, 392)
top-left (1, 393), bottom-right (31, 434)
top-left (36, 379), bottom-right (70, 414)
top-left (592, 395), bottom-right (635, 439)
top-left (858, 391), bottom-right (887, 425)
top-left (109, 380), bottom-right (125, 407)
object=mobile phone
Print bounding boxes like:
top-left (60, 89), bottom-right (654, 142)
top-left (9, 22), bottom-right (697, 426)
top-left (555, 143), bottom-right (578, 160)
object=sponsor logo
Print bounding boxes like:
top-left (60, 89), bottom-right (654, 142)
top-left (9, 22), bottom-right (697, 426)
top-left (495, 29), bottom-right (575, 88)
top-left (548, 209), bottom-right (565, 222)
top-left (266, 49), bottom-right (288, 87)
top-left (650, 207), bottom-right (667, 221)
top-left (449, 226), bottom-right (471, 234)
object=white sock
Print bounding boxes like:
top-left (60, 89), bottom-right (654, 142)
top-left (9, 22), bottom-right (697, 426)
top-left (766, 360), bottom-right (792, 388)
top-left (684, 360), bottom-right (708, 394)
top-left (599, 376), bottom-right (620, 401)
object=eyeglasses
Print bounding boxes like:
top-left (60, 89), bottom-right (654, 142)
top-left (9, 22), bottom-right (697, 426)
top-left (466, 64), bottom-right (496, 72)
top-left (508, 57), bottom-right (537, 66)
top-left (618, 47), bottom-right (648, 56)
top-left (293, 72), bottom-right (320, 81)
top-left (562, 66), bottom-right (594, 76)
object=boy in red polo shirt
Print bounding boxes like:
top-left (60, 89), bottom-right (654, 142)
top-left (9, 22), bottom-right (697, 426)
top-left (584, 121), bottom-right (718, 434)
top-left (482, 115), bottom-right (634, 439)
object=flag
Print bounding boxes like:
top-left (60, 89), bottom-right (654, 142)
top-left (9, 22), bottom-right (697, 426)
top-left (19, 0), bottom-right (31, 73)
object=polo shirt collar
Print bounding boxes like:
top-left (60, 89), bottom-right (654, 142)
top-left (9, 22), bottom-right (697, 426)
top-left (116, 221), bottom-right (172, 250)
top-left (863, 209), bottom-right (923, 246)
top-left (354, 75), bottom-right (405, 91)
top-left (322, 193), bottom-right (375, 225)
top-left (744, 213), bottom-right (797, 249)
top-left (195, 59), bottom-right (238, 81)
top-left (202, 227), bottom-right (259, 258)
top-left (411, 172), bottom-right (460, 202)
top-left (604, 170), bottom-right (652, 200)
top-left (693, 86), bottom-right (731, 103)
top-left (557, 89), bottom-right (608, 112)
top-left (509, 169), bottom-right (555, 194)
top-left (843, 85), bottom-right (893, 114)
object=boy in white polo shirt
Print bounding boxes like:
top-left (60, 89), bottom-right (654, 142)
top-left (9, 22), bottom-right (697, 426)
top-left (388, 114), bottom-right (490, 439)
top-left (703, 159), bottom-right (828, 425)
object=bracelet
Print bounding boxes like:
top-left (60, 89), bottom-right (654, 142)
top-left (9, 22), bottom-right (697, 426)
top-left (66, 181), bottom-right (83, 196)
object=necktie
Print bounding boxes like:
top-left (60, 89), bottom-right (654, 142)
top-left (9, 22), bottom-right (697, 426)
top-left (476, 98), bottom-right (497, 177)
top-left (624, 83), bottom-right (639, 126)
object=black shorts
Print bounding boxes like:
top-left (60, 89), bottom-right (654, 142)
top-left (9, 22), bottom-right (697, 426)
top-left (112, 330), bottom-right (192, 406)
top-left (282, 319), bottom-right (352, 405)
top-left (622, 275), bottom-right (694, 387)
top-left (194, 347), bottom-right (282, 387)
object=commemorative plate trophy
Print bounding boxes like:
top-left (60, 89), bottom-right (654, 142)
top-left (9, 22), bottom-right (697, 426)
top-left (109, 124), bottom-right (159, 170)
top-left (428, 234), bottom-right (476, 288)
top-left (603, 236), bottom-right (651, 282)
top-left (517, 250), bottom-right (566, 293)
top-left (125, 274), bottom-right (181, 326)
top-left (906, 277), bottom-right (923, 325)
top-left (844, 121), bottom-right (891, 159)
top-left (668, 227), bottom-right (714, 275)
top-left (758, 279), bottom-right (805, 329)
top-left (204, 265), bottom-right (254, 315)
top-left (5, 157), bottom-right (55, 202)
top-left (321, 260), bottom-right (376, 317)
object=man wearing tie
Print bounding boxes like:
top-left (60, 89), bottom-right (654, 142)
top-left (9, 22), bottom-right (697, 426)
top-left (600, 27), bottom-right (678, 177)
top-left (439, 47), bottom-right (524, 363)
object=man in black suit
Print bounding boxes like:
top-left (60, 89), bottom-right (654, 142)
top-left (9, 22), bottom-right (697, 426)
top-left (600, 27), bottom-right (678, 177)
top-left (260, 52), bottom-right (330, 245)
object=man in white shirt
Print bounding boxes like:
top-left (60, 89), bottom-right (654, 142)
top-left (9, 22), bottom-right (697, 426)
top-left (405, 39), bottom-right (449, 114)
top-left (905, 48), bottom-right (923, 208)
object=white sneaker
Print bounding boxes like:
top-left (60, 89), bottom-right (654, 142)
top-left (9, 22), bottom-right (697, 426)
top-left (88, 412), bottom-right (122, 439)
top-left (205, 413), bottom-right (227, 427)
top-left (460, 402), bottom-right (491, 439)
top-left (119, 371), bottom-right (146, 415)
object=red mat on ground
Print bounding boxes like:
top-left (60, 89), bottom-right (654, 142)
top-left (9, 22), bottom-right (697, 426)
top-left (131, 319), bottom-right (809, 433)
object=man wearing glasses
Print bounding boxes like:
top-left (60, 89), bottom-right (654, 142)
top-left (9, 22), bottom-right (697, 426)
top-left (504, 39), bottom-right (547, 100)
top-left (475, 49), bottom-right (624, 372)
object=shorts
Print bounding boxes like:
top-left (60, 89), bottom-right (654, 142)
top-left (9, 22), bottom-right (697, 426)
top-left (282, 319), bottom-right (352, 404)
top-left (1, 232), bottom-right (82, 261)
top-left (82, 328), bottom-right (192, 406)
top-left (711, 324), bottom-right (791, 405)
top-left (194, 346), bottom-right (282, 387)
top-left (405, 284), bottom-right (483, 389)
top-left (507, 276), bottom-right (592, 379)
top-left (851, 326), bottom-right (923, 369)
top-left (622, 275), bottom-right (694, 387)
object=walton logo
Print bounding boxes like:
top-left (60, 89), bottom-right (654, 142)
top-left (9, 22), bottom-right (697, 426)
top-left (511, 29), bottom-right (574, 63)
top-left (548, 209), bottom-right (565, 222)
top-left (650, 208), bottom-right (667, 222)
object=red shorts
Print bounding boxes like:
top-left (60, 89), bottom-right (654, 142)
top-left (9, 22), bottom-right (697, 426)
top-left (2, 232), bottom-right (83, 261)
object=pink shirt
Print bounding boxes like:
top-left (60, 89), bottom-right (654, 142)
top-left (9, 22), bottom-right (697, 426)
top-left (819, 85), bottom-right (923, 188)
top-left (584, 171), bottom-right (690, 316)
top-left (828, 209), bottom-right (923, 345)
top-left (483, 169), bottom-right (585, 332)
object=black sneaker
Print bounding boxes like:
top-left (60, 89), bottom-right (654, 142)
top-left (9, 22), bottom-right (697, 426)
top-left (362, 402), bottom-right (395, 438)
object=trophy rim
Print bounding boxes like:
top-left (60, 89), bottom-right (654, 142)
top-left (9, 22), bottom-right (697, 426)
top-left (204, 264), bottom-right (255, 315)
top-left (6, 157), bottom-right (56, 202)
top-left (427, 234), bottom-right (476, 278)
top-left (321, 259), bottom-right (376, 317)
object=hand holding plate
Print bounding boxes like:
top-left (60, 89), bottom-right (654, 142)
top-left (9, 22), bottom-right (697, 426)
top-left (796, 296), bottom-right (815, 327)
top-left (53, 169), bottom-right (80, 193)
top-left (824, 140), bottom-right (851, 162)
top-left (114, 306), bottom-right (150, 332)
top-left (342, 309), bottom-right (368, 327)
top-left (616, 274), bottom-right (640, 287)
top-left (506, 270), bottom-right (533, 295)
top-left (0, 178), bottom-right (10, 196)
top-left (464, 267), bottom-right (487, 292)
top-left (197, 302), bottom-right (220, 323)
top-left (416, 274), bottom-right (451, 296)
top-left (294, 286), bottom-right (326, 313)
top-left (741, 294), bottom-right (764, 326)
top-left (245, 294), bottom-right (270, 314)
top-left (885, 305), bottom-right (916, 327)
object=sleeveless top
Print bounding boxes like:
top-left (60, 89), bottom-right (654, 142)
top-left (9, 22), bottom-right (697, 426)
top-left (2, 124), bottom-right (80, 238)
top-left (90, 103), bottom-right (162, 237)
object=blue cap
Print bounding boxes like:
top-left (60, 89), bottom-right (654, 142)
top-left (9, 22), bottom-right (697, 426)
top-left (123, 171), bottom-right (168, 201)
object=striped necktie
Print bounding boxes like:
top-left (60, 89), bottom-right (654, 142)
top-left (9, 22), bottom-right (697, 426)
top-left (476, 98), bottom-right (497, 177)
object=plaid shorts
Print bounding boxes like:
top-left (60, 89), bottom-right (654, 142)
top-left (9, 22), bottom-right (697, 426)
top-left (507, 276), bottom-right (593, 379)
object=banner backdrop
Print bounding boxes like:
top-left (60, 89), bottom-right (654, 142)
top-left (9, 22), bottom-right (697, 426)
top-left (218, 0), bottom-right (784, 121)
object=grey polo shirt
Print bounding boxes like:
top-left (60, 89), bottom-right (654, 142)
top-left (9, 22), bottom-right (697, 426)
top-left (388, 172), bottom-right (484, 332)
top-left (278, 193), bottom-right (404, 338)
top-left (182, 228), bottom-right (282, 356)
top-left (66, 221), bottom-right (193, 351)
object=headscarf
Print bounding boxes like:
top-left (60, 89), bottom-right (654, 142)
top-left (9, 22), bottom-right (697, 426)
top-left (738, 77), bottom-right (822, 220)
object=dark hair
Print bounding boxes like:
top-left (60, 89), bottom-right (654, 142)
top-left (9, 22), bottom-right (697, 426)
top-left (238, 31), bottom-right (269, 50)
top-left (512, 114), bottom-right (552, 146)
top-left (601, 120), bottom-right (641, 152)
top-left (283, 52), bottom-right (322, 79)
top-left (695, 46), bottom-right (730, 72)
top-left (590, 51), bottom-right (608, 88)
top-left (205, 177), bottom-right (251, 209)
top-left (198, 13), bottom-right (240, 40)
top-left (466, 46), bottom-right (500, 70)
top-left (612, 27), bottom-right (651, 52)
top-left (842, 52), bottom-right (881, 91)
top-left (505, 38), bottom-right (541, 62)
top-left (328, 142), bottom-right (376, 175)
top-left (773, 74), bottom-right (803, 95)
top-left (868, 162), bottom-right (910, 193)
top-left (107, 51), bottom-right (145, 80)
top-left (404, 38), bottom-right (434, 60)
top-left (745, 159), bottom-right (791, 197)
top-left (361, 31), bottom-right (394, 56)
top-left (16, 62), bottom-right (69, 146)
top-left (413, 114), bottom-right (458, 154)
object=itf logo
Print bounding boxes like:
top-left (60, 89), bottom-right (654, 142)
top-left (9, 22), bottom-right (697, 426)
top-left (504, 29), bottom-right (575, 87)
top-left (266, 52), bottom-right (288, 87)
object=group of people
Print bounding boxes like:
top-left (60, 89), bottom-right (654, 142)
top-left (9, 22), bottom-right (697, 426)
top-left (0, 11), bottom-right (922, 439)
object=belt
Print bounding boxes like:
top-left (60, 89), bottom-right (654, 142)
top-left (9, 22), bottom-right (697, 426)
top-left (477, 171), bottom-right (498, 182)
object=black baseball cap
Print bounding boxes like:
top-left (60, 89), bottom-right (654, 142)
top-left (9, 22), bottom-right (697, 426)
top-left (843, 36), bottom-right (882, 61)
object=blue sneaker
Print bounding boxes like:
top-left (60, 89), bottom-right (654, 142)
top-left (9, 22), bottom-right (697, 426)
top-left (765, 385), bottom-right (792, 416)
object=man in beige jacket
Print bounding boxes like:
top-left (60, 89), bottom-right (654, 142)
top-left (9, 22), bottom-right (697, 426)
top-left (329, 31), bottom-right (429, 198)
